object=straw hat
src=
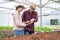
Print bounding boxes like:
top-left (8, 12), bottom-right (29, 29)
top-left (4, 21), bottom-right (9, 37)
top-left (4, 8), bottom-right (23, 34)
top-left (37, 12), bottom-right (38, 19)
top-left (30, 3), bottom-right (37, 9)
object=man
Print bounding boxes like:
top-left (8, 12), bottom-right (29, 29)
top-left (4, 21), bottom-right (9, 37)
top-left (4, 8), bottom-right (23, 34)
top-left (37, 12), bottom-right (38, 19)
top-left (22, 3), bottom-right (38, 35)
top-left (13, 5), bottom-right (27, 36)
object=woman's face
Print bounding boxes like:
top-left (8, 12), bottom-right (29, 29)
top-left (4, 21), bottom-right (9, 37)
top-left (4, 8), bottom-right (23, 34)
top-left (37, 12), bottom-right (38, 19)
top-left (18, 8), bottom-right (23, 12)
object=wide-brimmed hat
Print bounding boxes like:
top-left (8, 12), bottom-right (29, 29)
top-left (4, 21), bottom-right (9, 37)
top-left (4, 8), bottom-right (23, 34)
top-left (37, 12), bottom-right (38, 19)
top-left (30, 3), bottom-right (36, 9)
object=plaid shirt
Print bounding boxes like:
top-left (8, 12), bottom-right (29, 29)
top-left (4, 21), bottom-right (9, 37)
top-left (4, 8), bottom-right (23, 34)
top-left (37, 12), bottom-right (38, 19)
top-left (22, 10), bottom-right (38, 31)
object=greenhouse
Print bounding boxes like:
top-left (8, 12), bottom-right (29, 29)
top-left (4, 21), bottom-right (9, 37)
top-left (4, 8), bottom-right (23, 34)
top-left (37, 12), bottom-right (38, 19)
top-left (0, 0), bottom-right (60, 40)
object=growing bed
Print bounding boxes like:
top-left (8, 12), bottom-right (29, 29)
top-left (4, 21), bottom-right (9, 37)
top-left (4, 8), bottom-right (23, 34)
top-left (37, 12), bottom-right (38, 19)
top-left (0, 25), bottom-right (60, 40)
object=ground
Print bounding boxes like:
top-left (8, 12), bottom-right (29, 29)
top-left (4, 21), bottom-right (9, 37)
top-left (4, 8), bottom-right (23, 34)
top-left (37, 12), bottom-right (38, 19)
top-left (0, 30), bottom-right (60, 40)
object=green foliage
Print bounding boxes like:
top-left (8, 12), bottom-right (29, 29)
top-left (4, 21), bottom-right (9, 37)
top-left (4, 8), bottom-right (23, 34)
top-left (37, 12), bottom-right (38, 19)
top-left (34, 26), bottom-right (53, 32)
top-left (0, 25), bottom-right (60, 32)
top-left (42, 27), bottom-right (53, 32)
top-left (0, 26), bottom-right (13, 30)
top-left (34, 27), bottom-right (40, 32)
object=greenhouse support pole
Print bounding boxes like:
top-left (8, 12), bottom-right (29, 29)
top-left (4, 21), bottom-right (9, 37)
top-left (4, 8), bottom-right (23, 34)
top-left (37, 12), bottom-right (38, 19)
top-left (40, 0), bottom-right (42, 31)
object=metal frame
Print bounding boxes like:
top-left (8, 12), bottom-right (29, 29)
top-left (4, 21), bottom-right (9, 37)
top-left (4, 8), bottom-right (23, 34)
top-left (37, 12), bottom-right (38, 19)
top-left (0, 0), bottom-right (60, 27)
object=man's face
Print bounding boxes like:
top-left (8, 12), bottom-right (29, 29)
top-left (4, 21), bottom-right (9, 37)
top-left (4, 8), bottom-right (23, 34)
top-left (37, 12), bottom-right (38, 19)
top-left (18, 8), bottom-right (23, 12)
top-left (30, 6), bottom-right (35, 12)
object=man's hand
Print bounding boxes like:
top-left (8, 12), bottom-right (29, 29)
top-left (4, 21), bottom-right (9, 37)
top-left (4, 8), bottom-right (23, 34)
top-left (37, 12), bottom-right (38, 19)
top-left (25, 19), bottom-right (35, 26)
top-left (25, 21), bottom-right (30, 24)
top-left (25, 21), bottom-right (30, 26)
top-left (30, 19), bottom-right (35, 24)
top-left (26, 19), bottom-right (35, 25)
